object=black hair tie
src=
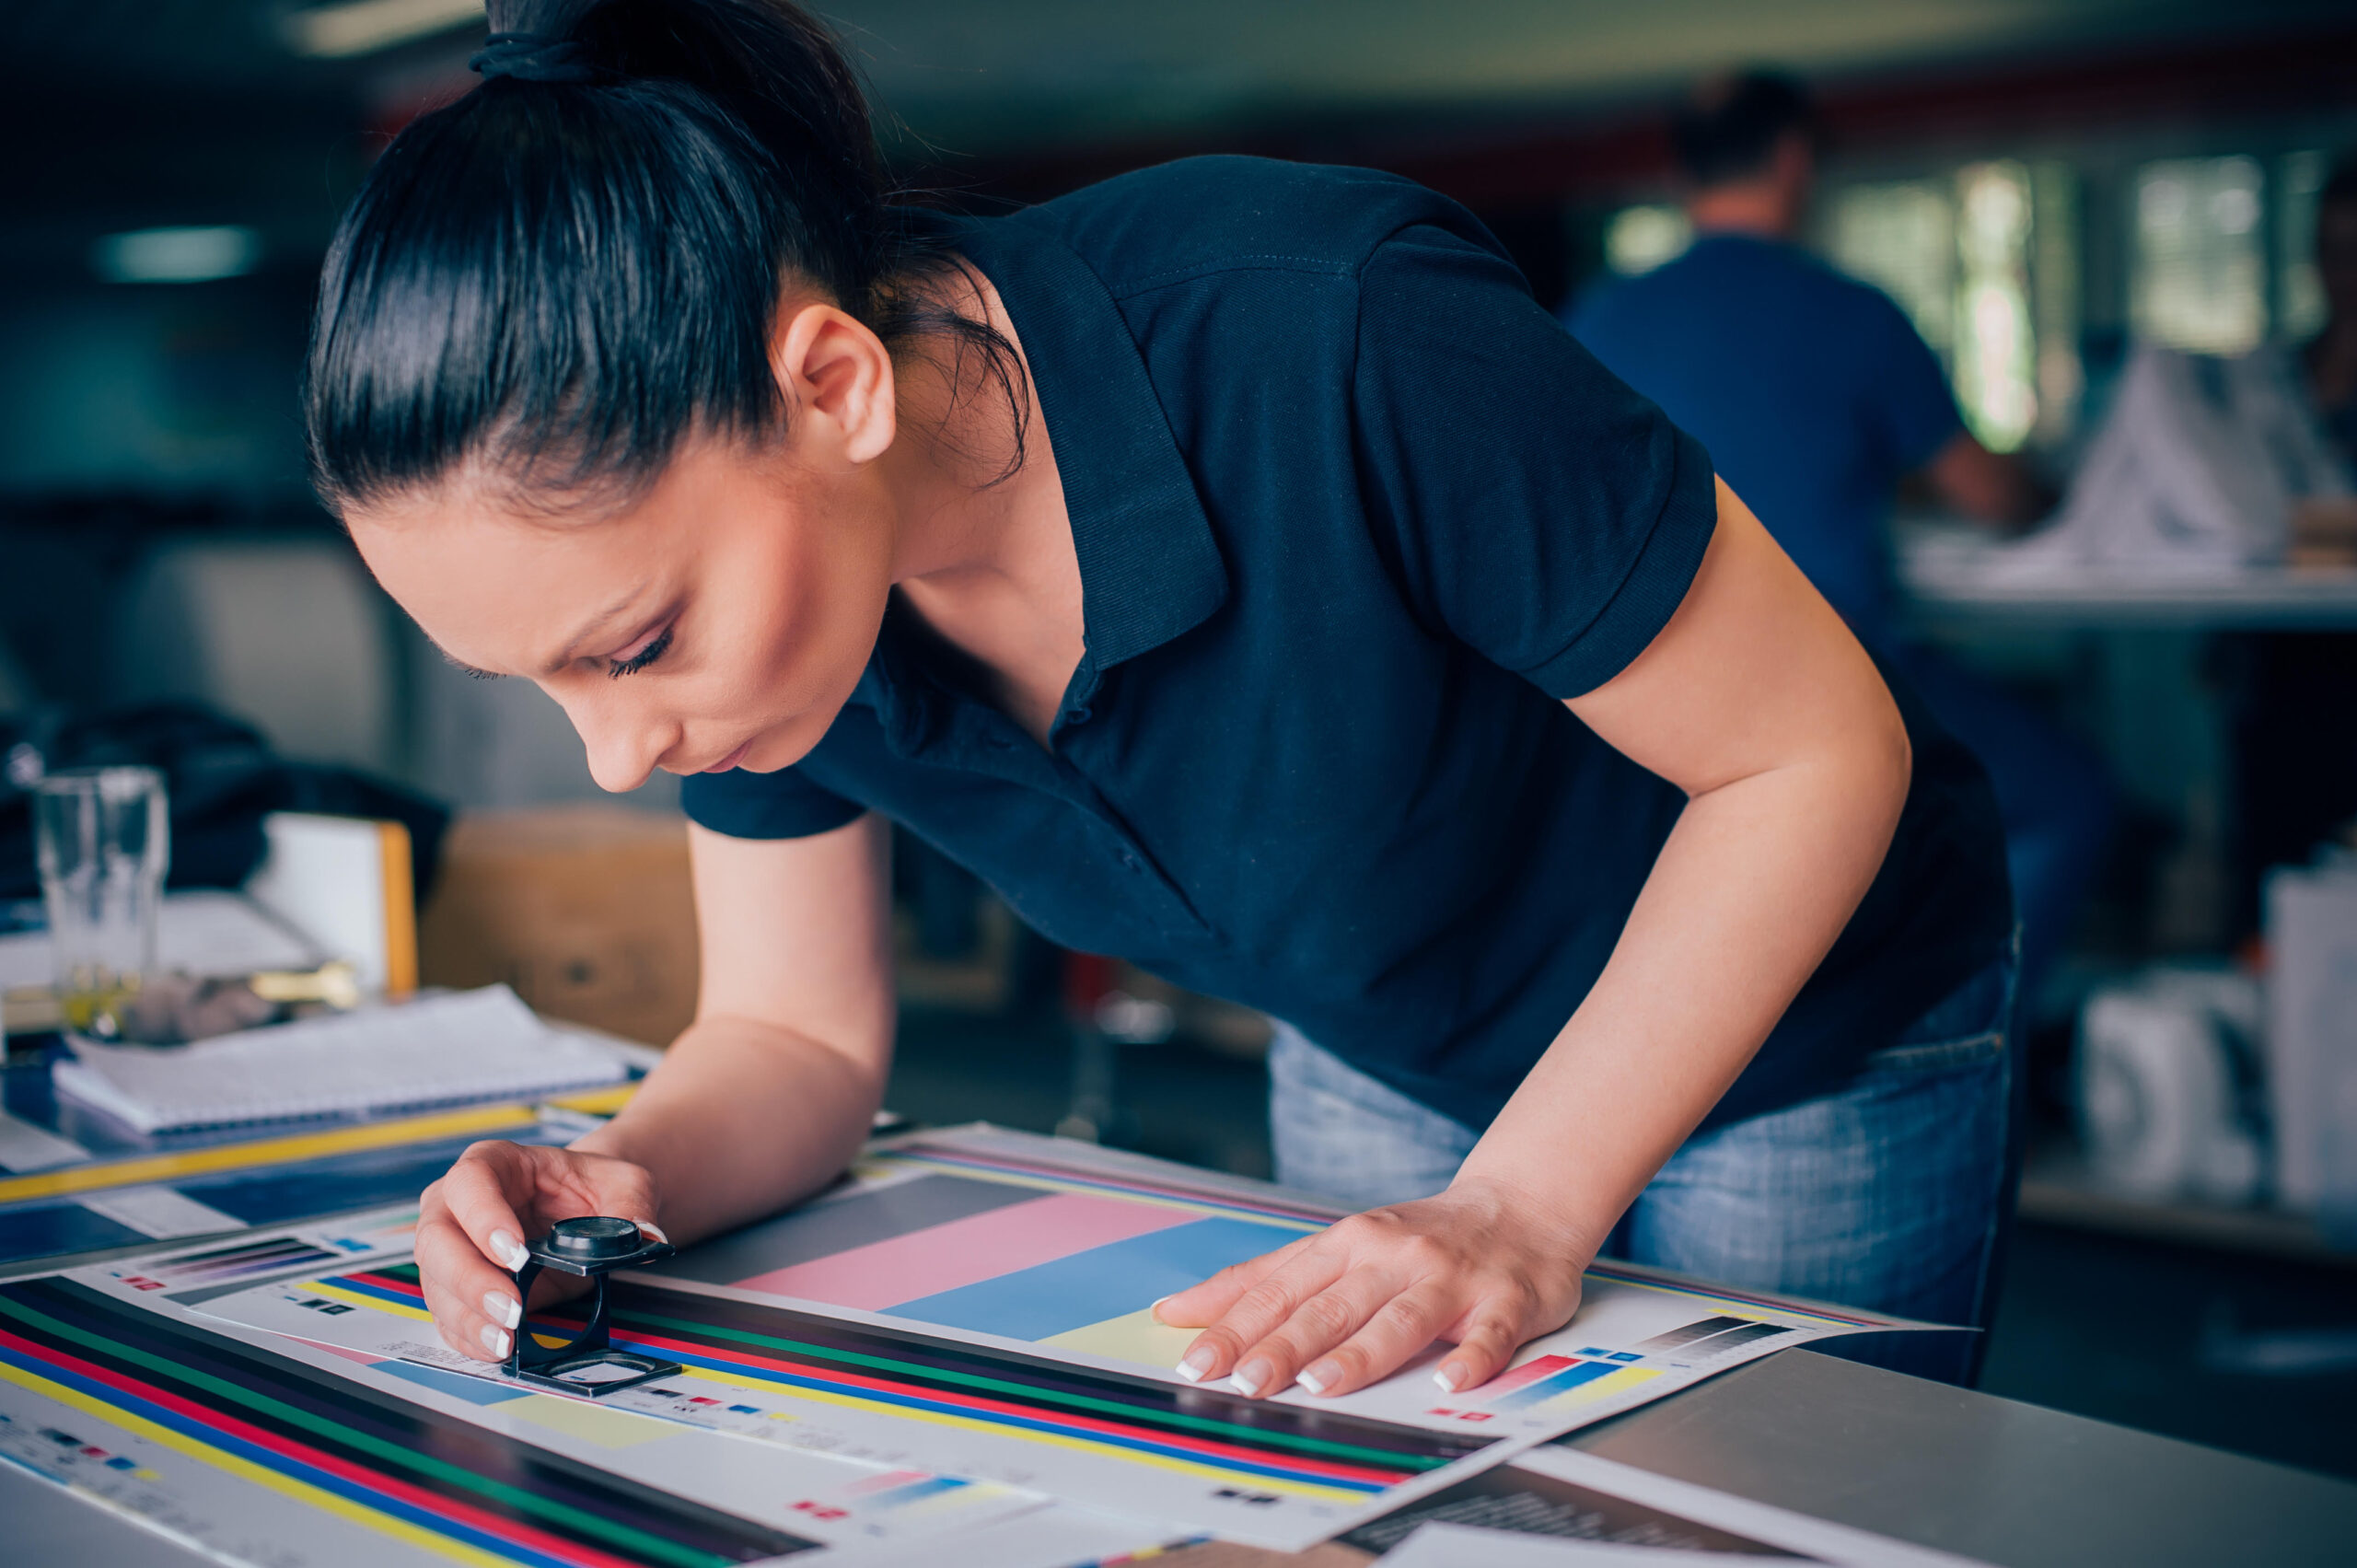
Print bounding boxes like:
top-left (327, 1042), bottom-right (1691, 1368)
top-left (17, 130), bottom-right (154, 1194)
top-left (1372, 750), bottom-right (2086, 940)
top-left (470, 31), bottom-right (608, 84)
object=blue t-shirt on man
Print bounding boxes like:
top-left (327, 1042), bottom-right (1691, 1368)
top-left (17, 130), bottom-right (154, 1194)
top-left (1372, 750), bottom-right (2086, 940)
top-left (1567, 234), bottom-right (1962, 649)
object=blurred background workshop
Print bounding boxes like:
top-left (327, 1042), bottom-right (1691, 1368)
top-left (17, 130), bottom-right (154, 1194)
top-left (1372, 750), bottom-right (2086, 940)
top-left (4, 0), bottom-right (2356, 1503)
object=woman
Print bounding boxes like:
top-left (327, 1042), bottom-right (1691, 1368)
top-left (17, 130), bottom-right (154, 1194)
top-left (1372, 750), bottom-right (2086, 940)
top-left (320, 0), bottom-right (2016, 1400)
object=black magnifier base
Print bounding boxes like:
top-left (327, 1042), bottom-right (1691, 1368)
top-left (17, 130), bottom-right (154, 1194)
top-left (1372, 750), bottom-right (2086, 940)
top-left (505, 1346), bottom-right (680, 1397)
top-left (503, 1216), bottom-right (679, 1398)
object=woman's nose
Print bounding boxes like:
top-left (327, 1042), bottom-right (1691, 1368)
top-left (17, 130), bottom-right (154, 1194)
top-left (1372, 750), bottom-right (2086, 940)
top-left (553, 686), bottom-right (673, 794)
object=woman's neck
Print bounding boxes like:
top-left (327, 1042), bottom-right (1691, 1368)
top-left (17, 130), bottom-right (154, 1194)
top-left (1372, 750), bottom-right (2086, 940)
top-left (877, 268), bottom-right (1086, 748)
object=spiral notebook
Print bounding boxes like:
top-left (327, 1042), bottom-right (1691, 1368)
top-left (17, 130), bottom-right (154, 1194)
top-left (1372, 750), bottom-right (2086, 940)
top-left (52, 985), bottom-right (628, 1133)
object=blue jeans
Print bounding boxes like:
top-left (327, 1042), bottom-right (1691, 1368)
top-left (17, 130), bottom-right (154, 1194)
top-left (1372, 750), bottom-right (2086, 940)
top-left (1267, 951), bottom-right (2019, 1386)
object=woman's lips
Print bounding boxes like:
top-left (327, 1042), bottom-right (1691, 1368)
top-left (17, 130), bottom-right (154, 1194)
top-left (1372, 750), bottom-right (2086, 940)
top-left (704, 739), bottom-right (754, 773)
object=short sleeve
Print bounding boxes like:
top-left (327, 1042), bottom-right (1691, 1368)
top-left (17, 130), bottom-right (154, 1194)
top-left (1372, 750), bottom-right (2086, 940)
top-left (1353, 226), bottom-right (1719, 700)
top-left (680, 765), bottom-right (864, 840)
top-left (1864, 289), bottom-right (1964, 472)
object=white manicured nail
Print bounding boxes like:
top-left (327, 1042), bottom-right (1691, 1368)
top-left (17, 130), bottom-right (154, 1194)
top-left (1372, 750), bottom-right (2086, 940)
top-left (483, 1292), bottom-right (520, 1330)
top-left (1295, 1366), bottom-right (1329, 1395)
top-left (489, 1231), bottom-right (529, 1272)
top-left (636, 1220), bottom-right (669, 1244)
top-left (1433, 1365), bottom-right (1464, 1393)
top-left (1176, 1349), bottom-right (1213, 1382)
top-left (1233, 1360), bottom-right (1271, 1398)
top-left (1148, 1295), bottom-right (1173, 1322)
top-left (481, 1325), bottom-right (512, 1358)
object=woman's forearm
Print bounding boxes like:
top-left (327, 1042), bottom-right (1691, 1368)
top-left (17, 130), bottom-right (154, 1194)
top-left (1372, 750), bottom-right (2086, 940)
top-left (1454, 737), bottom-right (1909, 1249)
top-left (571, 1016), bottom-right (886, 1245)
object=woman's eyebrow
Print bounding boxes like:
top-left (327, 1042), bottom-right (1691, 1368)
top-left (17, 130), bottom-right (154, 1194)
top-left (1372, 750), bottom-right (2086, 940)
top-left (424, 591), bottom-right (650, 681)
top-left (548, 589), bottom-right (654, 673)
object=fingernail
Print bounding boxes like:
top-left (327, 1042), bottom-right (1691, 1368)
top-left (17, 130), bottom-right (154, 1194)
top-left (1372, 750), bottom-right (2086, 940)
top-left (636, 1221), bottom-right (669, 1244)
top-left (1176, 1348), bottom-right (1214, 1382)
top-left (481, 1325), bottom-right (512, 1358)
top-left (1148, 1295), bottom-right (1173, 1323)
top-left (490, 1231), bottom-right (528, 1272)
top-left (1295, 1364), bottom-right (1333, 1396)
top-left (1233, 1359), bottom-right (1272, 1398)
top-left (1433, 1365), bottom-right (1463, 1393)
top-left (482, 1292), bottom-right (521, 1330)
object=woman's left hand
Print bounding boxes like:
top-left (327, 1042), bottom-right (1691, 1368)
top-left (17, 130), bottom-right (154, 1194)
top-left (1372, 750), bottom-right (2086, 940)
top-left (1152, 1178), bottom-right (1595, 1400)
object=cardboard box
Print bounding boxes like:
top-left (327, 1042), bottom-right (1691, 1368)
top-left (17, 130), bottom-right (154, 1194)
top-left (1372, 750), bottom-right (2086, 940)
top-left (419, 806), bottom-right (698, 1049)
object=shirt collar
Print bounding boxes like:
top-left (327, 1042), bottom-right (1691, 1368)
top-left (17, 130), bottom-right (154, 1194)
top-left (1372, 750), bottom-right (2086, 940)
top-left (912, 207), bottom-right (1229, 675)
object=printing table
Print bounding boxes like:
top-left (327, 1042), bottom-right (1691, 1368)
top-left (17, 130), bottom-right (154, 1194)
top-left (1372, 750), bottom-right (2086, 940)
top-left (12, 1238), bottom-right (2354, 1568)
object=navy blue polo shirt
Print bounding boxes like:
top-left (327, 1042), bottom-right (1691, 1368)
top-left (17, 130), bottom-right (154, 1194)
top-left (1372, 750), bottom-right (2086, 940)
top-left (684, 157), bottom-right (2012, 1132)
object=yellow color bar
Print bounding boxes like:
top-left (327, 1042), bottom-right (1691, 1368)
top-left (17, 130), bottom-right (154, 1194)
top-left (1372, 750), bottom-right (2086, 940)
top-left (0, 1101), bottom-right (542, 1206)
top-left (549, 1083), bottom-right (638, 1116)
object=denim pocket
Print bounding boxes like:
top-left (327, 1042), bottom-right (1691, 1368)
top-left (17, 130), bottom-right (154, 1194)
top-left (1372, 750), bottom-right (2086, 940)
top-left (1862, 949), bottom-right (2015, 1075)
top-left (1862, 1029), bottom-right (2007, 1075)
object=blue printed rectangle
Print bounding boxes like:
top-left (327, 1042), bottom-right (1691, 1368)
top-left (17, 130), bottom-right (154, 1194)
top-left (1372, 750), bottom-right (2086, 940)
top-left (886, 1216), bottom-right (1302, 1341)
top-left (1488, 1356), bottom-right (1616, 1412)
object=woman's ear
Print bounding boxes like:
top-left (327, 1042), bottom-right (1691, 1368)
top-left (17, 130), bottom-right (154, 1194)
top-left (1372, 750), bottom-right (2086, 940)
top-left (772, 299), bottom-right (897, 467)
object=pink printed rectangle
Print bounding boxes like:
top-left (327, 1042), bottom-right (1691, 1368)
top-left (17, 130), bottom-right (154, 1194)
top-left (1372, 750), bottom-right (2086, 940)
top-left (733, 1191), bottom-right (1194, 1310)
top-left (1480, 1353), bottom-right (1576, 1398)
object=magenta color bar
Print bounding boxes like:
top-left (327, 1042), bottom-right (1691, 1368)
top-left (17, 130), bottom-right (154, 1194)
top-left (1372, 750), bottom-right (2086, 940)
top-left (731, 1191), bottom-right (1195, 1310)
top-left (1477, 1353), bottom-right (1578, 1400)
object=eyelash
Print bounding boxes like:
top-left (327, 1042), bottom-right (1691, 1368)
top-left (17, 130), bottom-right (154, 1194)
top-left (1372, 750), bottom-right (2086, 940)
top-left (608, 625), bottom-right (674, 679)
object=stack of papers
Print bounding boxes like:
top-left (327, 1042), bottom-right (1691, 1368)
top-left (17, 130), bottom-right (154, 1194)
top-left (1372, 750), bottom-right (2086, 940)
top-left (0, 889), bottom-right (321, 992)
top-left (52, 984), bottom-right (626, 1132)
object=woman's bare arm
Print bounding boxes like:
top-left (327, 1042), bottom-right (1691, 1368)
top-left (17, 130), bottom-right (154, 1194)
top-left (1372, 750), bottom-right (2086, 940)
top-left (1160, 480), bottom-right (1913, 1398)
top-left (571, 813), bottom-right (898, 1242)
top-left (414, 811), bottom-right (894, 1361)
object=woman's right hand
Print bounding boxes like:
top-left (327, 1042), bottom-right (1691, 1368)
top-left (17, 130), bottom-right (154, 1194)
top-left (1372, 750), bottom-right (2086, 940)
top-left (414, 1140), bottom-right (665, 1363)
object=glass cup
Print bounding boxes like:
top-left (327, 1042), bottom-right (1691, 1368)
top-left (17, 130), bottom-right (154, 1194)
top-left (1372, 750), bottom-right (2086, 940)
top-left (33, 766), bottom-right (170, 1040)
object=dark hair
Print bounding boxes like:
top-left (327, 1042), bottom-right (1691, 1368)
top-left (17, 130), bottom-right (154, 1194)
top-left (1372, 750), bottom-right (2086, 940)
top-left (1670, 71), bottom-right (1817, 190)
top-left (304, 0), bottom-right (1024, 512)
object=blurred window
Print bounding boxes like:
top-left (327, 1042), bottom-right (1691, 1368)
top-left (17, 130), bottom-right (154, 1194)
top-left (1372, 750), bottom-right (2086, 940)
top-left (1829, 180), bottom-right (1955, 358)
top-left (1604, 205), bottom-right (1693, 276)
top-left (2029, 162), bottom-right (2084, 447)
top-left (1829, 167), bottom-right (2073, 453)
top-left (1954, 162), bottom-right (2038, 452)
top-left (2276, 149), bottom-right (2331, 343)
top-left (2131, 156), bottom-right (2267, 354)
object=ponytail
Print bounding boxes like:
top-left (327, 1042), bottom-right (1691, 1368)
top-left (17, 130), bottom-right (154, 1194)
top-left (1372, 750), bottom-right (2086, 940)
top-left (304, 0), bottom-right (1023, 509)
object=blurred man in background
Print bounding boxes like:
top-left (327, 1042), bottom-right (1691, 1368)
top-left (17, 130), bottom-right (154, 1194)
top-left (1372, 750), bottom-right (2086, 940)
top-left (1568, 70), bottom-right (2113, 1013)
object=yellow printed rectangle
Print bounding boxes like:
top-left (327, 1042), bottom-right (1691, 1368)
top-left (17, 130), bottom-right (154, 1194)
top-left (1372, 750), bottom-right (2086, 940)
top-left (1039, 1307), bottom-right (1195, 1370)
top-left (1531, 1364), bottom-right (1662, 1411)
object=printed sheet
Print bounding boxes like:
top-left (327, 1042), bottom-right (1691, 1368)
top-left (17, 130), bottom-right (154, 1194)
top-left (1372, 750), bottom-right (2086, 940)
top-left (193, 1127), bottom-right (1946, 1552)
top-left (3, 1216), bottom-right (1048, 1566)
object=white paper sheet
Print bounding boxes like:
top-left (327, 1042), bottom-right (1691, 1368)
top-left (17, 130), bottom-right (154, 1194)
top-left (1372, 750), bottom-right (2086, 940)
top-left (1369, 1446), bottom-right (1995, 1568)
top-left (75, 1184), bottom-right (244, 1239)
top-left (1380, 1525), bottom-right (1748, 1567)
top-left (52, 984), bottom-right (624, 1132)
top-left (0, 889), bottom-right (319, 990)
top-left (0, 1109), bottom-right (90, 1173)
